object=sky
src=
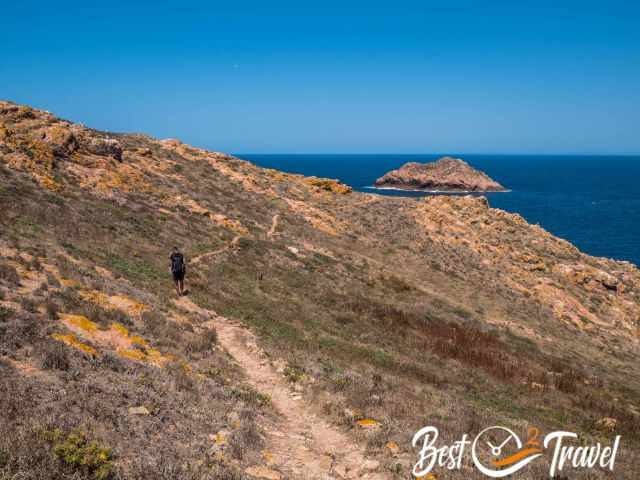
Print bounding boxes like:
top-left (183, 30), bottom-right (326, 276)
top-left (2, 1), bottom-right (639, 154)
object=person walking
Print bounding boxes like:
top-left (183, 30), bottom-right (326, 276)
top-left (169, 246), bottom-right (186, 296)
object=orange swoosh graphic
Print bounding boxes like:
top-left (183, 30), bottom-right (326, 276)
top-left (492, 447), bottom-right (543, 467)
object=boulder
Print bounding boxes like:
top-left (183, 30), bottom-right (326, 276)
top-left (83, 136), bottom-right (123, 161)
top-left (42, 125), bottom-right (78, 157)
top-left (596, 417), bottom-right (617, 432)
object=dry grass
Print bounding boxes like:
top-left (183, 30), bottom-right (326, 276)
top-left (228, 409), bottom-right (264, 460)
top-left (0, 264), bottom-right (20, 285)
top-left (185, 327), bottom-right (217, 358)
top-left (36, 338), bottom-right (71, 370)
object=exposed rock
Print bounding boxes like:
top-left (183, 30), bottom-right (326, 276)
top-left (334, 464), bottom-right (349, 478)
top-left (356, 418), bottom-right (381, 429)
top-left (554, 264), bottom-right (622, 292)
top-left (128, 406), bottom-right (150, 415)
top-left (42, 125), bottom-right (78, 157)
top-left (0, 103), bottom-right (37, 121)
top-left (136, 147), bottom-right (153, 157)
top-left (227, 411), bottom-right (240, 426)
top-left (385, 441), bottom-right (400, 455)
top-left (245, 465), bottom-right (282, 479)
top-left (596, 417), bottom-right (618, 432)
top-left (361, 459), bottom-right (380, 471)
top-left (304, 176), bottom-right (352, 194)
top-left (83, 136), bottom-right (123, 161)
top-left (374, 156), bottom-right (506, 192)
top-left (343, 408), bottom-right (359, 421)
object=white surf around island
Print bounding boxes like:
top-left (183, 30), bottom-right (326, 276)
top-left (364, 186), bottom-right (512, 193)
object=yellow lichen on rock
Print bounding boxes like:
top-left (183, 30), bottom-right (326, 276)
top-left (79, 288), bottom-right (148, 317)
top-left (145, 348), bottom-right (164, 363)
top-left (39, 174), bottom-right (64, 192)
top-left (214, 431), bottom-right (228, 446)
top-left (117, 348), bottom-right (147, 362)
top-left (304, 177), bottom-right (352, 194)
top-left (356, 418), bottom-right (381, 429)
top-left (55, 308), bottom-right (169, 366)
top-left (52, 333), bottom-right (98, 356)
top-left (111, 322), bottom-right (129, 337)
top-left (110, 322), bottom-right (147, 347)
top-left (130, 335), bottom-right (147, 347)
top-left (60, 278), bottom-right (81, 288)
top-left (115, 345), bottom-right (173, 367)
top-left (79, 289), bottom-right (109, 306)
top-left (109, 295), bottom-right (148, 316)
top-left (385, 441), bottom-right (400, 455)
top-left (60, 314), bottom-right (98, 333)
top-left (93, 164), bottom-right (156, 194)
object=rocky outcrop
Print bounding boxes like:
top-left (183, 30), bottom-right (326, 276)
top-left (81, 135), bottom-right (123, 161)
top-left (304, 177), bottom-right (352, 194)
top-left (374, 156), bottom-right (505, 192)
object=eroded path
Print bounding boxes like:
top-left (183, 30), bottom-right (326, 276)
top-left (172, 296), bottom-right (388, 480)
top-left (267, 214), bottom-right (280, 238)
top-left (190, 236), bottom-right (241, 266)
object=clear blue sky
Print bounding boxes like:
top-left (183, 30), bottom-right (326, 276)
top-left (2, 1), bottom-right (639, 154)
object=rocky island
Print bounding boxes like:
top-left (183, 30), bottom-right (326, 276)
top-left (374, 156), bottom-right (506, 192)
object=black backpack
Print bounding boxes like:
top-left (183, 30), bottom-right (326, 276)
top-left (171, 253), bottom-right (185, 274)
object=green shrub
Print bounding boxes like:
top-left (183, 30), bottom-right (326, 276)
top-left (283, 363), bottom-right (305, 383)
top-left (226, 386), bottom-right (270, 407)
top-left (43, 429), bottom-right (114, 480)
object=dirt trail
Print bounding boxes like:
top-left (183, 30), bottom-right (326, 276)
top-left (267, 214), bottom-right (280, 238)
top-left (172, 296), bottom-right (388, 480)
top-left (190, 236), bottom-right (240, 265)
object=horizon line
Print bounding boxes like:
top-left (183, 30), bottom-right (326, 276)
top-left (232, 152), bottom-right (640, 157)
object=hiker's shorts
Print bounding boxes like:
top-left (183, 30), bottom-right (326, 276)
top-left (172, 270), bottom-right (185, 281)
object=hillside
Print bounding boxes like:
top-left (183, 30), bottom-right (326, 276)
top-left (0, 100), bottom-right (639, 479)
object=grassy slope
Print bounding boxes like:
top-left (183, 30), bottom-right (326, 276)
top-left (1, 101), bottom-right (639, 479)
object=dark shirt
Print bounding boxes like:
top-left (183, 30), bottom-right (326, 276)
top-left (170, 252), bottom-right (185, 274)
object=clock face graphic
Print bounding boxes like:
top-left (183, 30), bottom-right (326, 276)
top-left (471, 426), bottom-right (543, 478)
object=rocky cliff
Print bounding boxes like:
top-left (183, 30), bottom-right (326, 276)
top-left (374, 156), bottom-right (506, 192)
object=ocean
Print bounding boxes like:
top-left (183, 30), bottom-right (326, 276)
top-left (239, 154), bottom-right (640, 267)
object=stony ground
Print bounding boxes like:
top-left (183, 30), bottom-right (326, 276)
top-left (1, 100), bottom-right (639, 479)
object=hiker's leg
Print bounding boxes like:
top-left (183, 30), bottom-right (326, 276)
top-left (179, 279), bottom-right (185, 295)
top-left (174, 279), bottom-right (180, 295)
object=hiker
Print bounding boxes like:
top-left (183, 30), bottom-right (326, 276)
top-left (170, 247), bottom-right (186, 296)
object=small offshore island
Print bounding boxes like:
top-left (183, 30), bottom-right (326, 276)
top-left (374, 156), bottom-right (506, 192)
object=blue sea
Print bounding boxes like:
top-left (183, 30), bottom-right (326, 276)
top-left (239, 154), bottom-right (640, 267)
